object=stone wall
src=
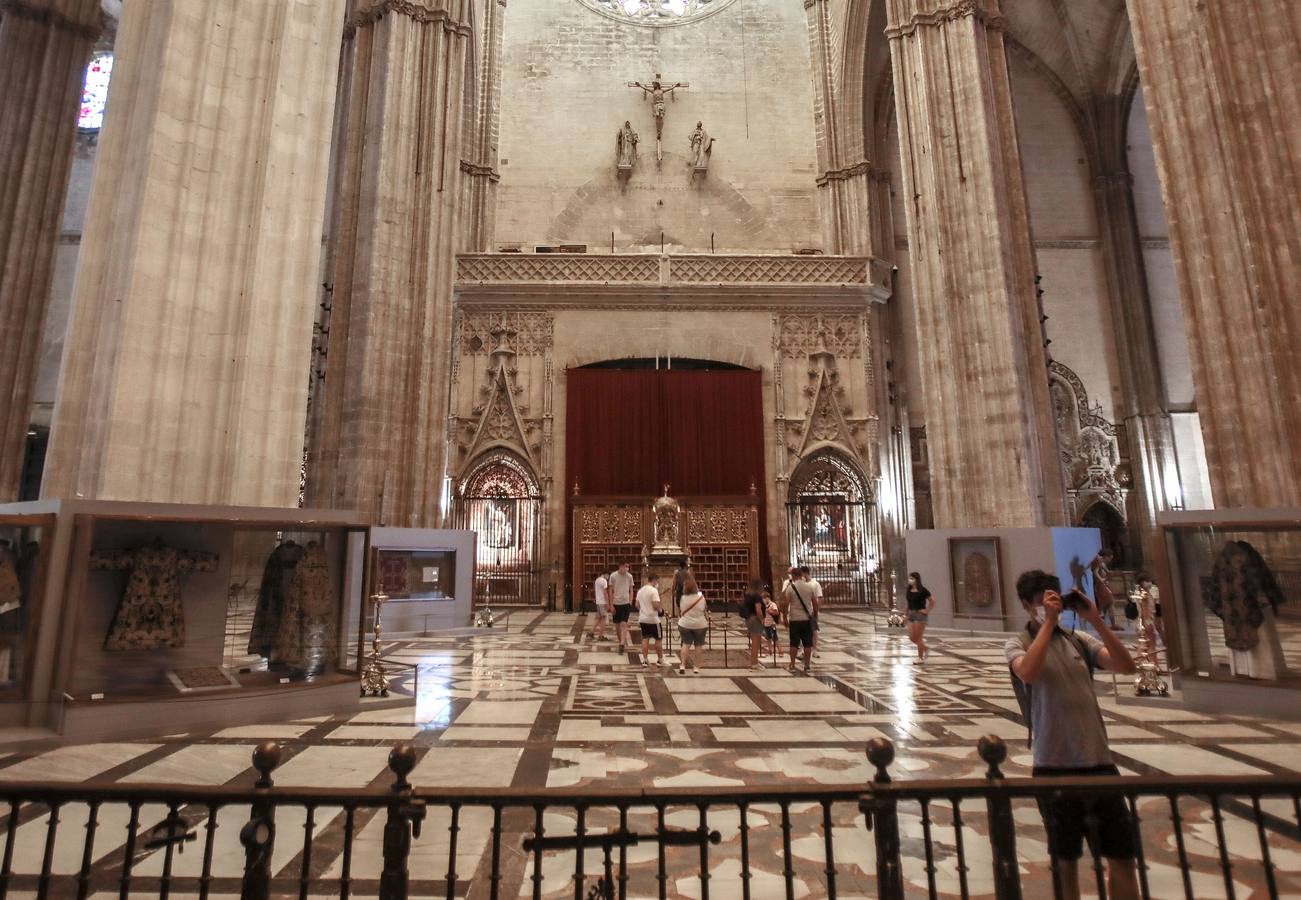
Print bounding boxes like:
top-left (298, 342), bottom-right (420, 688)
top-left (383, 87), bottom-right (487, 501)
top-left (493, 0), bottom-right (821, 252)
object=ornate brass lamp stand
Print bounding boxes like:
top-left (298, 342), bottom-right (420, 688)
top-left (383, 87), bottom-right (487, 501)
top-left (361, 591), bottom-right (389, 697)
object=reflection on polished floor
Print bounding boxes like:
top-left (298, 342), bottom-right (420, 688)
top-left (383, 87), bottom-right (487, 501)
top-left (1, 611), bottom-right (1298, 897)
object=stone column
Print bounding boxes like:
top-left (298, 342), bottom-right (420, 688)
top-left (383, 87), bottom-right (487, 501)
top-left (805, 0), bottom-right (876, 256)
top-left (1090, 93), bottom-right (1181, 554)
top-left (885, 0), bottom-right (1066, 527)
top-left (0, 0), bottom-right (100, 500)
top-left (306, 0), bottom-right (474, 526)
top-left (41, 0), bottom-right (345, 506)
top-left (1125, 0), bottom-right (1301, 507)
top-left (459, 0), bottom-right (503, 252)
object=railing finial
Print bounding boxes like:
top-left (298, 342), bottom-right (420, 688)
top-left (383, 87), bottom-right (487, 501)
top-left (866, 738), bottom-right (895, 784)
top-left (389, 742), bottom-right (417, 791)
top-left (251, 742), bottom-right (282, 788)
top-left (978, 735), bottom-right (1007, 779)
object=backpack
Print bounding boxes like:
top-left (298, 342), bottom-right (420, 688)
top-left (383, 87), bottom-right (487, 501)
top-left (1009, 627), bottom-right (1097, 748)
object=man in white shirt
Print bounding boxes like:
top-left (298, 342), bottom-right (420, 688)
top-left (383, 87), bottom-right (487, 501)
top-left (782, 569), bottom-right (819, 673)
top-left (800, 566), bottom-right (824, 657)
top-left (635, 573), bottom-right (666, 668)
top-left (608, 562), bottom-right (635, 652)
top-left (587, 572), bottom-right (610, 642)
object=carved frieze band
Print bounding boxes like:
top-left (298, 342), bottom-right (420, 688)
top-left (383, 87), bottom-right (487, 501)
top-left (344, 0), bottom-right (472, 38)
top-left (885, 0), bottom-right (1006, 38)
top-left (686, 507), bottom-right (754, 545)
top-left (456, 254), bottom-right (872, 287)
top-left (577, 506), bottom-right (645, 545)
top-left (0, 0), bottom-right (100, 39)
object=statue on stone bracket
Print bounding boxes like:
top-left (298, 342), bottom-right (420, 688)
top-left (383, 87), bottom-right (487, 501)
top-left (616, 120), bottom-right (639, 176)
top-left (688, 121), bottom-right (714, 172)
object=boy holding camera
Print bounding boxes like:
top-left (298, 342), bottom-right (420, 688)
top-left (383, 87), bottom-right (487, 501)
top-left (1007, 569), bottom-right (1139, 900)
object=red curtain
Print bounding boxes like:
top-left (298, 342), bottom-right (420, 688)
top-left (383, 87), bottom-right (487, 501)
top-left (565, 368), bottom-right (769, 578)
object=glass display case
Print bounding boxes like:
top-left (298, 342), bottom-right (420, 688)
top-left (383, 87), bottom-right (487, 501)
top-left (1157, 509), bottom-right (1301, 713)
top-left (363, 528), bottom-right (476, 635)
top-left (0, 500), bottom-right (372, 737)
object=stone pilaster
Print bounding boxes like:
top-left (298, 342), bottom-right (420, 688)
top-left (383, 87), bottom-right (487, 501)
top-left (804, 0), bottom-right (876, 256)
top-left (1126, 0), bottom-right (1301, 507)
top-left (1090, 93), bottom-right (1181, 552)
top-left (41, 0), bottom-right (345, 505)
top-left (885, 0), bottom-right (1066, 528)
top-left (0, 0), bottom-right (100, 500)
top-left (459, 0), bottom-right (504, 252)
top-left (306, 0), bottom-right (474, 526)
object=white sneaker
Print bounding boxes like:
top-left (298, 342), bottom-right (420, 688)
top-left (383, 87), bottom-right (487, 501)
top-left (750, 662), bottom-right (765, 670)
top-left (692, 667), bottom-right (700, 675)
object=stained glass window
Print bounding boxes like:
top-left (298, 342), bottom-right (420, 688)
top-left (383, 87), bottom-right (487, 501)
top-left (79, 52), bottom-right (113, 130)
top-left (578, 0), bottom-right (736, 24)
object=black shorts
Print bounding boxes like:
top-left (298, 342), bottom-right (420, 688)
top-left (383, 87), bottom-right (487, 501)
top-left (612, 604), bottom-right (632, 624)
top-left (1032, 765), bottom-right (1137, 861)
top-left (788, 620), bottom-right (814, 648)
top-left (639, 622), bottom-right (661, 640)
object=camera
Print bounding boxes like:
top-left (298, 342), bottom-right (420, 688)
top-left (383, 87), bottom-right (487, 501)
top-left (1060, 589), bottom-right (1092, 612)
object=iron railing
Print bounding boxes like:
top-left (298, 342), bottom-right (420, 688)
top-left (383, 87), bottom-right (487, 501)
top-left (0, 737), bottom-right (1294, 898)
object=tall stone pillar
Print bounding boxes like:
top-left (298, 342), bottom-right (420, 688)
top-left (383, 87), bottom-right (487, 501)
top-left (306, 0), bottom-right (473, 526)
top-left (1091, 94), bottom-right (1181, 554)
top-left (805, 0), bottom-right (876, 256)
top-left (41, 0), bottom-right (345, 506)
top-left (0, 0), bottom-right (100, 500)
top-left (885, 0), bottom-right (1066, 528)
top-left (1126, 0), bottom-right (1301, 507)
top-left (459, 0), bottom-right (503, 252)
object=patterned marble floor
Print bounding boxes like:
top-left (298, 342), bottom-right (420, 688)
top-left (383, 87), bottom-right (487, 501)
top-left (1, 610), bottom-right (1298, 898)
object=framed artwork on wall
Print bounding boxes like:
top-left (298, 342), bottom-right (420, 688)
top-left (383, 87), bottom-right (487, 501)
top-left (948, 537), bottom-right (1003, 615)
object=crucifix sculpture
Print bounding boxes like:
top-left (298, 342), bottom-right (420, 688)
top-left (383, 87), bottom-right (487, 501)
top-left (627, 74), bottom-right (689, 161)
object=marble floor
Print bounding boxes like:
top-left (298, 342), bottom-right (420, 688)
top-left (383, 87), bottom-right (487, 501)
top-left (1, 610), bottom-right (1298, 898)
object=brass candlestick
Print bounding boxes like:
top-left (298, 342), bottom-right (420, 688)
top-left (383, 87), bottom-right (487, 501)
top-left (361, 591), bottom-right (389, 697)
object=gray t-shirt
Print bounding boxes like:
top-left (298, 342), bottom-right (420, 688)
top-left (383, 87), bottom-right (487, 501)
top-left (1005, 628), bottom-right (1112, 769)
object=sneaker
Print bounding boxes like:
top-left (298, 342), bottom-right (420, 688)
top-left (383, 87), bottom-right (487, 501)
top-left (787, 664), bottom-right (798, 673)
top-left (692, 667), bottom-right (700, 675)
top-left (618, 644), bottom-right (625, 653)
top-left (641, 659), bottom-right (649, 668)
top-left (803, 665), bottom-right (812, 674)
top-left (750, 661), bottom-right (765, 670)
top-left (678, 667), bottom-right (686, 675)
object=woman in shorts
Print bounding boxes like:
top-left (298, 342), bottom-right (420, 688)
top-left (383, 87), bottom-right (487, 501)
top-left (905, 571), bottom-right (934, 662)
top-left (740, 578), bottom-right (766, 669)
top-left (677, 574), bottom-right (709, 674)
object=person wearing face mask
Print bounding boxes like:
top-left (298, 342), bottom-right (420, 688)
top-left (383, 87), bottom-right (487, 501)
top-left (1007, 569), bottom-right (1138, 900)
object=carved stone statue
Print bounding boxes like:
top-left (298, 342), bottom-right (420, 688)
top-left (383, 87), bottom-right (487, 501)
top-left (626, 75), bottom-right (688, 141)
top-left (652, 487), bottom-right (682, 550)
top-left (688, 121), bottom-right (714, 169)
top-left (616, 120), bottom-right (638, 170)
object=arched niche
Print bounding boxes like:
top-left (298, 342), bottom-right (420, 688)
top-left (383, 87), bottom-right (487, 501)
top-left (785, 448), bottom-right (881, 605)
top-left (456, 450), bottom-right (543, 606)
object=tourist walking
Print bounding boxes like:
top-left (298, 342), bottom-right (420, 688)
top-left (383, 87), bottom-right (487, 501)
top-left (609, 562), bottom-right (635, 652)
top-left (905, 571), bottom-right (934, 662)
top-left (635, 572), bottom-right (665, 667)
top-left (740, 578), bottom-right (766, 669)
top-left (782, 569), bottom-right (818, 673)
top-left (588, 570), bottom-right (610, 642)
top-left (677, 574), bottom-right (709, 674)
top-left (800, 566), bottom-right (823, 657)
top-left (1007, 569), bottom-right (1139, 900)
top-left (762, 590), bottom-right (781, 657)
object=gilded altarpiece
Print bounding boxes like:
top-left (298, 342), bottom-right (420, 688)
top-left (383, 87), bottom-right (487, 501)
top-left (571, 501), bottom-right (758, 609)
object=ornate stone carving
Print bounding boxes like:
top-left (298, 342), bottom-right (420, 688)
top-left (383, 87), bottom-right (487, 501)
top-left (460, 311), bottom-right (553, 355)
top-left (1050, 361), bottom-right (1126, 520)
top-left (344, 0), bottom-right (472, 38)
top-left (578, 506), bottom-right (644, 545)
top-left (670, 255), bottom-right (868, 285)
top-left (687, 121), bottom-right (714, 170)
top-left (776, 314), bottom-right (863, 358)
top-left (885, 0), bottom-right (1006, 38)
top-left (457, 254), bottom-right (660, 284)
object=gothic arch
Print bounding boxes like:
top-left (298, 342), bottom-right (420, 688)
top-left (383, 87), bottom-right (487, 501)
top-left (785, 448), bottom-right (882, 603)
top-left (456, 449), bottom-right (544, 606)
